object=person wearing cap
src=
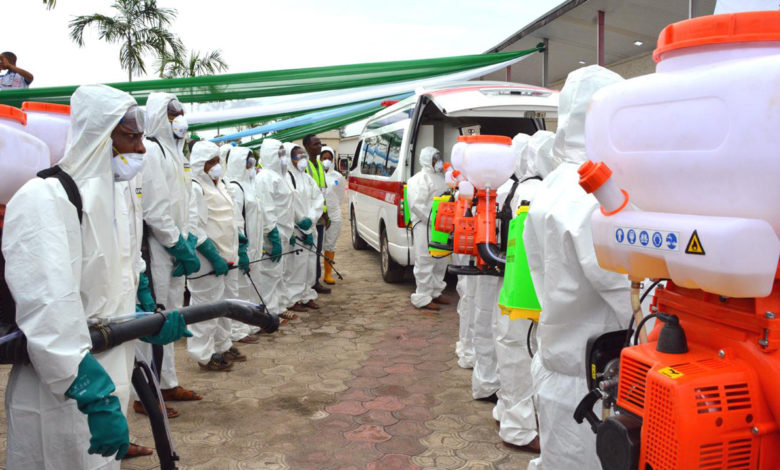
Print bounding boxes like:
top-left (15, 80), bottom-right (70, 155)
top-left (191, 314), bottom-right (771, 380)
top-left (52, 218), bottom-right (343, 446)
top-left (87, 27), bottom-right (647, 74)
top-left (2, 85), bottom-right (168, 468)
top-left (139, 93), bottom-right (203, 414)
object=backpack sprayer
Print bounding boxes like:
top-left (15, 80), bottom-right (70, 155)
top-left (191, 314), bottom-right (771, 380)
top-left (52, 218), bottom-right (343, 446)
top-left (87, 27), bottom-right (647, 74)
top-left (572, 12), bottom-right (780, 470)
top-left (428, 135), bottom-right (517, 276)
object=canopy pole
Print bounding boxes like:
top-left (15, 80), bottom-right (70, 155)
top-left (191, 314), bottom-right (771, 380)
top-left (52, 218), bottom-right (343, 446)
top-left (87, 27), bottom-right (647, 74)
top-left (542, 38), bottom-right (549, 88)
top-left (597, 10), bottom-right (605, 66)
top-left (505, 65), bottom-right (512, 82)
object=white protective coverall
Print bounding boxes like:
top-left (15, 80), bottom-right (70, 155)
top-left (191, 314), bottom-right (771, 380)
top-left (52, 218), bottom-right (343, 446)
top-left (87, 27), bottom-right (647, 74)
top-left (454, 253), bottom-right (476, 369)
top-left (471, 162), bottom-right (518, 400)
top-left (407, 147), bottom-right (448, 308)
top-left (284, 143), bottom-right (324, 307)
top-left (118, 174), bottom-right (147, 405)
top-left (321, 146), bottom-right (345, 252)
top-left (186, 141), bottom-right (240, 364)
top-left (225, 146), bottom-right (264, 340)
top-left (524, 66), bottom-right (630, 470)
top-left (2, 84), bottom-right (137, 470)
top-left (492, 131), bottom-right (554, 446)
top-left (254, 139), bottom-right (295, 315)
top-left (140, 92), bottom-right (191, 389)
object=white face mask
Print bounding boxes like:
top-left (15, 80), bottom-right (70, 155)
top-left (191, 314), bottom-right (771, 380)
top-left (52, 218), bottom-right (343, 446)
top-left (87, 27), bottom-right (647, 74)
top-left (112, 150), bottom-right (145, 182)
top-left (172, 115), bottom-right (188, 139)
top-left (296, 159), bottom-right (308, 172)
top-left (434, 160), bottom-right (444, 173)
top-left (248, 168), bottom-right (257, 180)
top-left (322, 159), bottom-right (333, 171)
top-left (280, 156), bottom-right (290, 170)
top-left (207, 163), bottom-right (223, 179)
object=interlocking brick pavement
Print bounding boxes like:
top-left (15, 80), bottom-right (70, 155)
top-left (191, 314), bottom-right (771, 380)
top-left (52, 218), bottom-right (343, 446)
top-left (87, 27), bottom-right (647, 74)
top-left (0, 210), bottom-right (535, 469)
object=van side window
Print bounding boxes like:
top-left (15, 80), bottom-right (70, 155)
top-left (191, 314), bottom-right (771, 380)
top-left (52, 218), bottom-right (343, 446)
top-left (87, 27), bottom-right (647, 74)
top-left (361, 129), bottom-right (403, 177)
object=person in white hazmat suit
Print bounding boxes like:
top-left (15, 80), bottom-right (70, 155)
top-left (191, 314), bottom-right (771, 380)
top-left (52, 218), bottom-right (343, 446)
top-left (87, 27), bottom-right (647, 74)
top-left (1, 84), bottom-right (177, 469)
top-left (254, 139), bottom-right (296, 319)
top-left (470, 140), bottom-right (530, 401)
top-left (523, 65), bottom-right (631, 470)
top-left (491, 130), bottom-right (554, 452)
top-left (407, 146), bottom-right (450, 310)
top-left (319, 146), bottom-right (344, 285)
top-left (186, 141), bottom-right (249, 370)
top-left (224, 146), bottom-right (265, 343)
top-left (140, 93), bottom-right (203, 405)
top-left (284, 143), bottom-right (324, 312)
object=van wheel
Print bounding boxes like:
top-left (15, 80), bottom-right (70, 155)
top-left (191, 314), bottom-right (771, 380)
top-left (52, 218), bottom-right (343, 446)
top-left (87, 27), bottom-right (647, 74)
top-left (351, 207), bottom-right (368, 250)
top-left (380, 227), bottom-right (404, 283)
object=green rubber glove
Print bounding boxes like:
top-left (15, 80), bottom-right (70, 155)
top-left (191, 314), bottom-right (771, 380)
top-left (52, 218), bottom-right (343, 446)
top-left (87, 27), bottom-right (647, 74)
top-left (305, 233), bottom-right (314, 246)
top-left (186, 232), bottom-right (198, 250)
top-left (141, 310), bottom-right (192, 345)
top-left (289, 234), bottom-right (297, 247)
top-left (197, 238), bottom-right (229, 276)
top-left (65, 353), bottom-right (129, 460)
top-left (136, 273), bottom-right (156, 312)
top-left (166, 234), bottom-right (201, 276)
top-left (267, 227), bottom-right (283, 263)
top-left (297, 218), bottom-right (313, 231)
top-left (238, 233), bottom-right (250, 274)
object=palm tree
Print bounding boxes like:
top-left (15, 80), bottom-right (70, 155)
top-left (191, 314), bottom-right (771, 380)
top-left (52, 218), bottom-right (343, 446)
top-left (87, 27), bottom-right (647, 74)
top-left (157, 49), bottom-right (228, 79)
top-left (43, 0), bottom-right (55, 9)
top-left (69, 0), bottom-right (184, 82)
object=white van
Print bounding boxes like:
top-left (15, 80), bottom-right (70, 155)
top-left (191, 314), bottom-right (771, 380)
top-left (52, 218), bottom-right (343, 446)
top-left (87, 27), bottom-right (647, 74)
top-left (347, 81), bottom-right (559, 282)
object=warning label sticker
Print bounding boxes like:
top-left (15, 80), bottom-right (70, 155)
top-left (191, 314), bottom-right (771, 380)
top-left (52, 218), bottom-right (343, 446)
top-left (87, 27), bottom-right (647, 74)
top-left (658, 367), bottom-right (684, 379)
top-left (685, 230), bottom-right (705, 255)
top-left (614, 226), bottom-right (680, 252)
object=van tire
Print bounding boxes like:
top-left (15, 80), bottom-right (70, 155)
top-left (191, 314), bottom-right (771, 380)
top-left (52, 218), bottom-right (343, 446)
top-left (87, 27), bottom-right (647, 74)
top-left (351, 207), bottom-right (368, 250)
top-left (380, 226), bottom-right (404, 283)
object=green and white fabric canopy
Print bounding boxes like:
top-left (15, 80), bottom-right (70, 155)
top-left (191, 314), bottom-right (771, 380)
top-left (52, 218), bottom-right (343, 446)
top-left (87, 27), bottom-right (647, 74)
top-left (0, 47), bottom-right (541, 109)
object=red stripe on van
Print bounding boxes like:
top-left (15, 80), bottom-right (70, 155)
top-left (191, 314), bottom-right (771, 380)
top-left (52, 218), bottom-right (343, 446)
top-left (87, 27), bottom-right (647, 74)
top-left (349, 176), bottom-right (406, 228)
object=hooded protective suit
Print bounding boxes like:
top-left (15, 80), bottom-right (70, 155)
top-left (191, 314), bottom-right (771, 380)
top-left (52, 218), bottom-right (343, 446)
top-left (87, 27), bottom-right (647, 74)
top-left (523, 66), bottom-right (630, 470)
top-left (185, 141), bottom-right (239, 364)
top-left (2, 84), bottom-right (137, 469)
top-left (407, 146), bottom-right (448, 308)
top-left (225, 146), bottom-right (264, 340)
top-left (470, 156), bottom-right (520, 400)
top-left (283, 143), bottom-right (324, 307)
top-left (140, 92), bottom-right (191, 389)
top-left (491, 131), bottom-right (552, 447)
top-left (321, 146), bottom-right (345, 252)
top-left (455, 253), bottom-right (476, 369)
top-left (254, 139), bottom-right (295, 315)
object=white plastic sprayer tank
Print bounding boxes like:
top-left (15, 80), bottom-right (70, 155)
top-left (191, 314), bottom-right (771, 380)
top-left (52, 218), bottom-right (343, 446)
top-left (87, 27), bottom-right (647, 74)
top-left (583, 11), bottom-right (780, 297)
top-left (458, 135), bottom-right (515, 190)
top-left (21, 102), bottom-right (71, 166)
top-left (0, 105), bottom-right (50, 204)
top-left (586, 11), bottom-right (780, 235)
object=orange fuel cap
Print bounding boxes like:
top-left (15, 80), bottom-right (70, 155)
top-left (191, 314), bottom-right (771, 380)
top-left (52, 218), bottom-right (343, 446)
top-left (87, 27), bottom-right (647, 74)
top-left (654, 11), bottom-right (780, 62)
top-left (0, 105), bottom-right (26, 125)
top-left (578, 161), bottom-right (612, 194)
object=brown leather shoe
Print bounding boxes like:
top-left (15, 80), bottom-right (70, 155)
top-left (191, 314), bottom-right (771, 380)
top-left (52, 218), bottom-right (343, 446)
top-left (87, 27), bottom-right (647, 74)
top-left (199, 354), bottom-right (233, 371)
top-left (313, 282), bottom-right (332, 294)
top-left (224, 346), bottom-right (247, 363)
top-left (432, 296), bottom-right (451, 305)
top-left (304, 300), bottom-right (320, 310)
top-left (133, 400), bottom-right (179, 418)
top-left (160, 386), bottom-right (203, 401)
top-left (513, 436), bottom-right (541, 454)
top-left (289, 303), bottom-right (307, 312)
top-left (238, 334), bottom-right (260, 344)
top-left (123, 443), bottom-right (154, 459)
top-left (419, 302), bottom-right (440, 311)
